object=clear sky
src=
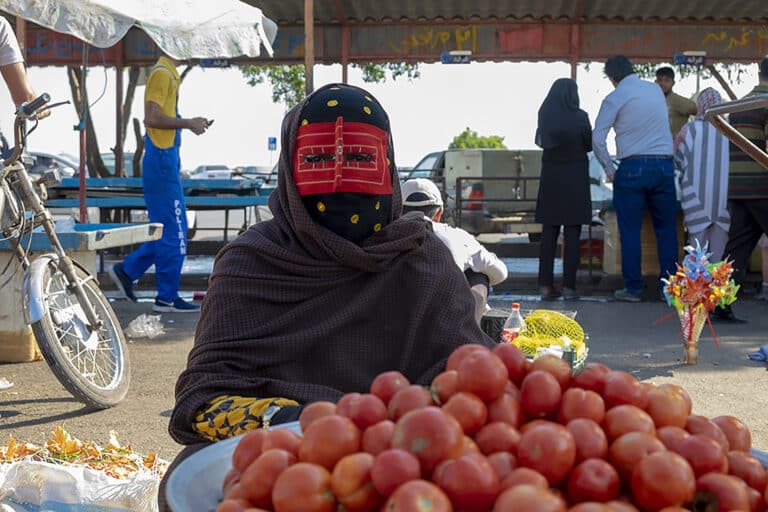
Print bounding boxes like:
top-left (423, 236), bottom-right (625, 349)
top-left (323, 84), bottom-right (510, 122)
top-left (0, 60), bottom-right (759, 171)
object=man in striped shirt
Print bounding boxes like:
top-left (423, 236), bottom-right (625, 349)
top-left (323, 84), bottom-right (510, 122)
top-left (717, 57), bottom-right (768, 322)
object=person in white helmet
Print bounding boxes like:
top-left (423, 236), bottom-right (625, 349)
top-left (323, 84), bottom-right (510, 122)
top-left (401, 178), bottom-right (508, 322)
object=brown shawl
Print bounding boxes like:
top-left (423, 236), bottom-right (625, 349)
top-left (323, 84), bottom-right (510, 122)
top-left (169, 84), bottom-right (493, 445)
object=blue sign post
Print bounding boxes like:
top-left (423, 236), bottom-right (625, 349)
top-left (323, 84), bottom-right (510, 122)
top-left (268, 136), bottom-right (277, 165)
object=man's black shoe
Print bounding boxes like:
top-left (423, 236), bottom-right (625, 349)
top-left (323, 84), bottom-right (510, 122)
top-left (711, 305), bottom-right (747, 324)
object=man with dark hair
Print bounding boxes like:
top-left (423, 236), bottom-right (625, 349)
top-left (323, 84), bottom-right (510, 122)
top-left (593, 55), bottom-right (678, 302)
top-left (655, 66), bottom-right (697, 138)
top-left (716, 57), bottom-right (768, 322)
top-left (401, 178), bottom-right (508, 322)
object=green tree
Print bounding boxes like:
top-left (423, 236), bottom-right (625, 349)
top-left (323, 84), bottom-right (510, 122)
top-left (240, 62), bottom-right (420, 109)
top-left (449, 127), bottom-right (507, 149)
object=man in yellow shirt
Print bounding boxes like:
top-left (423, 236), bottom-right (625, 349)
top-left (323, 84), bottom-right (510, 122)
top-left (655, 67), bottom-right (697, 139)
top-left (110, 55), bottom-right (210, 312)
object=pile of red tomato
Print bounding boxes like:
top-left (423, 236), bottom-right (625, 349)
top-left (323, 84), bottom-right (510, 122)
top-left (215, 343), bottom-right (768, 511)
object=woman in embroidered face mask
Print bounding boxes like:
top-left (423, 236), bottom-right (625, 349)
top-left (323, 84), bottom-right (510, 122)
top-left (158, 84), bottom-right (494, 507)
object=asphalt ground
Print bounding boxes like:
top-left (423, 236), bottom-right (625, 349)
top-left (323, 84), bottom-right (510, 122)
top-left (1, 291), bottom-right (766, 464)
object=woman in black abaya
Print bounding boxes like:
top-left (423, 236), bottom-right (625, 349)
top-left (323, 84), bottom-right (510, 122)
top-left (534, 78), bottom-right (593, 300)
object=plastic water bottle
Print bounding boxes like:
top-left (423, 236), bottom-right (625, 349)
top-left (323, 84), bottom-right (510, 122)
top-left (501, 303), bottom-right (525, 343)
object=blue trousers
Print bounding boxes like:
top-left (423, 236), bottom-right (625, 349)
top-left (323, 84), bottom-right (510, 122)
top-left (613, 157), bottom-right (678, 294)
top-left (122, 138), bottom-right (188, 303)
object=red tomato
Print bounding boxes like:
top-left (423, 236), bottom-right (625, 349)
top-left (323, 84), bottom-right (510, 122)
top-left (215, 499), bottom-right (254, 512)
top-left (685, 415), bottom-right (730, 452)
top-left (446, 343), bottom-right (489, 371)
top-left (298, 414), bottom-right (361, 470)
top-left (383, 479), bottom-right (452, 512)
top-left (232, 429), bottom-right (268, 473)
top-left (222, 467), bottom-right (240, 497)
top-left (658, 383), bottom-right (692, 415)
top-left (337, 393), bottom-right (388, 431)
top-left (558, 388), bottom-right (606, 424)
top-left (713, 415), bottom-right (752, 452)
top-left (675, 434), bottom-right (729, 477)
top-left (608, 432), bottom-right (665, 482)
top-left (726, 451), bottom-right (768, 491)
top-left (566, 418), bottom-right (608, 463)
top-left (462, 436), bottom-right (481, 456)
top-left (645, 385), bottom-right (689, 428)
top-left (569, 504), bottom-right (614, 512)
top-left (474, 421), bottom-right (521, 455)
top-left (603, 404), bottom-right (656, 442)
top-left (433, 453), bottom-right (501, 511)
top-left (656, 425), bottom-right (690, 452)
top-left (694, 472), bottom-right (750, 511)
top-left (745, 485), bottom-right (764, 512)
top-left (630, 451), bottom-right (696, 511)
top-left (271, 462), bottom-right (336, 512)
top-left (442, 391), bottom-right (487, 435)
top-left (567, 458), bottom-right (621, 503)
top-left (330, 452), bottom-right (383, 512)
top-left (390, 406), bottom-right (464, 474)
top-left (456, 350), bottom-right (509, 403)
top-left (520, 418), bottom-right (557, 433)
top-left (370, 371), bottom-right (410, 405)
top-left (605, 501), bottom-right (640, 512)
top-left (520, 370), bottom-right (562, 419)
top-left (517, 422), bottom-right (576, 486)
top-left (531, 354), bottom-right (572, 391)
top-left (486, 392), bottom-right (523, 428)
top-left (601, 371), bottom-right (648, 410)
top-left (370, 448), bottom-right (421, 496)
top-left (572, 363), bottom-right (611, 394)
top-left (430, 370), bottom-right (458, 405)
top-left (487, 452), bottom-right (517, 481)
top-left (500, 467), bottom-right (549, 490)
top-left (492, 484), bottom-right (567, 512)
top-left (387, 385), bottom-right (435, 421)
top-left (299, 401), bottom-right (337, 432)
top-left (492, 342), bottom-right (529, 386)
top-left (239, 448), bottom-right (296, 509)
top-left (260, 428), bottom-right (302, 457)
top-left (336, 392), bottom-right (362, 417)
top-left (361, 419), bottom-right (395, 456)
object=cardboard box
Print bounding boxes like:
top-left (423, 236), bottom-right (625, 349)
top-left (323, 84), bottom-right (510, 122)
top-left (602, 211), bottom-right (685, 276)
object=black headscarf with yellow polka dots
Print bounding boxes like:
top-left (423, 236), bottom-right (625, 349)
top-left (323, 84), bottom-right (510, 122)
top-left (169, 84), bottom-right (493, 448)
top-left (296, 85), bottom-right (393, 243)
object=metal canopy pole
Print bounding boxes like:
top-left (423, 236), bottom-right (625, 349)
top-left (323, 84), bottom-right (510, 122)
top-left (705, 95), bottom-right (768, 170)
top-left (304, 0), bottom-right (314, 95)
top-left (115, 41), bottom-right (124, 177)
top-left (78, 44), bottom-right (89, 223)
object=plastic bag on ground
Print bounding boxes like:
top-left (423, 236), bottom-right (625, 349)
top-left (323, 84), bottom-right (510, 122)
top-left (0, 459), bottom-right (160, 511)
top-left (124, 314), bottom-right (164, 339)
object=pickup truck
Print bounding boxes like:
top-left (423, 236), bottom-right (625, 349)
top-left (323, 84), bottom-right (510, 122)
top-left (405, 149), bottom-right (613, 237)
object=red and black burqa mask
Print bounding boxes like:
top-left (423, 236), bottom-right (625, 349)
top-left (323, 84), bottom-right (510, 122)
top-left (292, 84), bottom-right (394, 243)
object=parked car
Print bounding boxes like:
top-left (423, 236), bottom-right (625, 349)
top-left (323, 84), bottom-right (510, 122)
top-left (187, 164), bottom-right (240, 180)
top-left (26, 151), bottom-right (79, 178)
top-left (100, 152), bottom-right (134, 175)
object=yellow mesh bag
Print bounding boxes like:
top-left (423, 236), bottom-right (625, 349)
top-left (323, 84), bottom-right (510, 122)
top-left (512, 309), bottom-right (587, 359)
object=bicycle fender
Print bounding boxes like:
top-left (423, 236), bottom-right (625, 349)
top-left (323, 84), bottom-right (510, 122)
top-left (22, 254), bottom-right (58, 324)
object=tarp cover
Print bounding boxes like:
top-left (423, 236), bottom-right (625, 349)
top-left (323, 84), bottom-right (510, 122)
top-left (0, 0), bottom-right (277, 59)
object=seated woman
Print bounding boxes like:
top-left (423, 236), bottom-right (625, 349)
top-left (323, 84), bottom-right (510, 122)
top-left (159, 84), bottom-right (494, 509)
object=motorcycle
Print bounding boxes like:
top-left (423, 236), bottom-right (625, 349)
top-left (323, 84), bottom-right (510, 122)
top-left (0, 94), bottom-right (129, 409)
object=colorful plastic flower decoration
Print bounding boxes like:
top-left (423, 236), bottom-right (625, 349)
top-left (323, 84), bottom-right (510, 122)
top-left (661, 241), bottom-right (739, 314)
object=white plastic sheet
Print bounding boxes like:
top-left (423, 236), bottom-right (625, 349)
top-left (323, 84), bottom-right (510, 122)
top-left (0, 459), bottom-right (161, 512)
top-left (0, 0), bottom-right (277, 59)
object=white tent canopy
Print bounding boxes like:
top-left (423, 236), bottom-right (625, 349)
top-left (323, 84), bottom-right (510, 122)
top-left (1, 0), bottom-right (278, 59)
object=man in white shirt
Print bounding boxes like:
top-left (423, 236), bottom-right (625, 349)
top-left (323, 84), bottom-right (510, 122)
top-left (593, 55), bottom-right (678, 302)
top-left (401, 178), bottom-right (508, 322)
top-left (0, 17), bottom-right (44, 112)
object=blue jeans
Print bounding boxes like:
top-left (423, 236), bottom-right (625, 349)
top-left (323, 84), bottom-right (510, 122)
top-left (122, 135), bottom-right (187, 303)
top-left (613, 157), bottom-right (678, 294)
